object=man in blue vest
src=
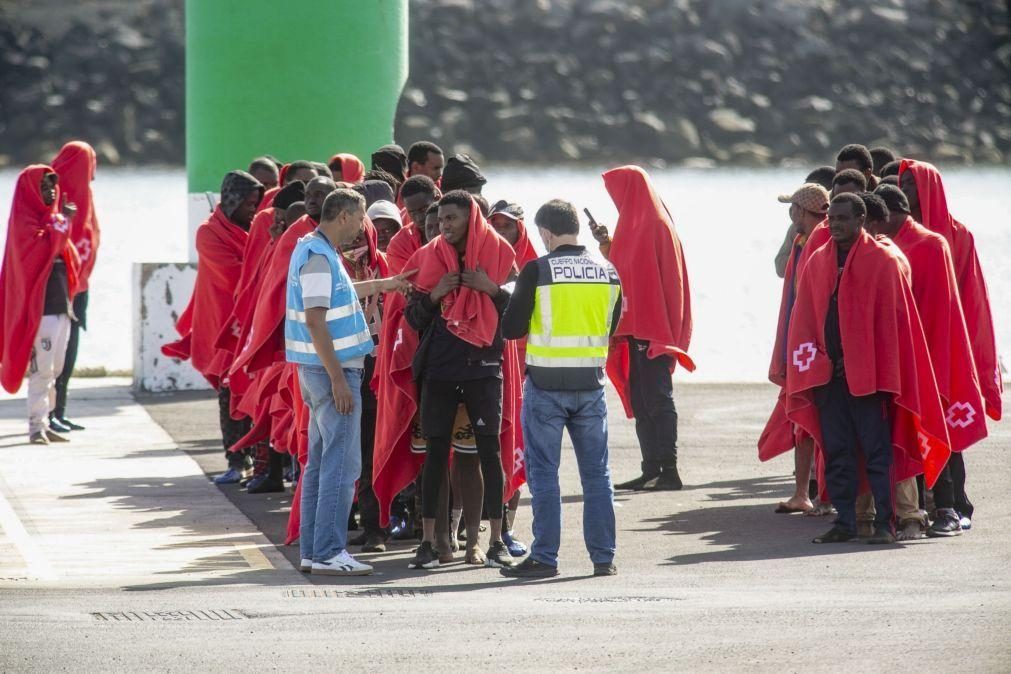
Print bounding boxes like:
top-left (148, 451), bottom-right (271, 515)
top-left (500, 199), bottom-right (623, 578)
top-left (285, 189), bottom-right (412, 576)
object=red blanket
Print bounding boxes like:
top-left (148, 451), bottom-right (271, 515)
top-left (899, 160), bottom-right (1002, 420)
top-left (893, 217), bottom-right (987, 452)
top-left (161, 207), bottom-right (247, 388)
top-left (371, 291), bottom-right (424, 526)
top-left (258, 186), bottom-right (279, 211)
top-left (409, 198), bottom-right (517, 347)
top-left (1, 165), bottom-right (80, 393)
top-left (783, 230), bottom-right (950, 487)
top-left (51, 142), bottom-right (100, 291)
top-left (386, 224), bottom-right (423, 274)
top-left (513, 218), bottom-right (539, 268)
top-left (215, 208), bottom-right (275, 360)
top-left (329, 153), bottom-right (365, 184)
top-left (602, 165), bottom-right (694, 417)
top-left (230, 214), bottom-right (315, 376)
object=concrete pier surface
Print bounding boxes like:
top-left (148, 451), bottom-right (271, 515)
top-left (1, 378), bottom-right (1008, 672)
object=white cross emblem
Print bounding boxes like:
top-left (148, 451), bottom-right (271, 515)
top-left (76, 237), bottom-right (92, 262)
top-left (945, 401), bottom-right (977, 429)
top-left (917, 431), bottom-right (932, 454)
top-left (393, 328), bottom-right (403, 352)
top-left (513, 446), bottom-right (525, 474)
top-left (792, 342), bottom-right (817, 372)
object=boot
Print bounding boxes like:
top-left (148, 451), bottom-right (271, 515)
top-left (614, 463), bottom-right (660, 491)
top-left (650, 464), bottom-right (683, 491)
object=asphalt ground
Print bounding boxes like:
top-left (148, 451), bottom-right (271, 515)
top-left (1, 378), bottom-right (1008, 672)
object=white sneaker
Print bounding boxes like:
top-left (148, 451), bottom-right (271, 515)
top-left (299, 558), bottom-right (312, 572)
top-left (311, 550), bottom-right (373, 576)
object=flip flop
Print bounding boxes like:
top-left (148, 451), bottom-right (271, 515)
top-left (775, 504), bottom-right (811, 514)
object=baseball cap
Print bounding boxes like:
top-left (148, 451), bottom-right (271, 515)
top-left (777, 183), bottom-right (830, 214)
top-left (488, 199), bottom-right (524, 221)
top-left (366, 199), bottom-right (403, 227)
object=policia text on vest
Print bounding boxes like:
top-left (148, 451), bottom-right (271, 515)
top-left (502, 245), bottom-right (622, 391)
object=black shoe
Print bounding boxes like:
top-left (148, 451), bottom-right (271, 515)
top-left (247, 477), bottom-right (285, 494)
top-left (593, 563), bottom-right (617, 576)
top-left (926, 508), bottom-right (963, 538)
top-left (48, 415), bottom-right (71, 434)
top-left (408, 541), bottom-right (440, 570)
top-left (361, 535), bottom-right (387, 553)
top-left (485, 541), bottom-right (514, 568)
top-left (348, 532), bottom-right (368, 547)
top-left (614, 473), bottom-right (660, 491)
top-left (650, 468), bottom-right (683, 491)
top-left (243, 474), bottom-right (266, 491)
top-left (500, 557), bottom-right (559, 578)
top-left (812, 525), bottom-right (856, 544)
top-left (867, 527), bottom-right (897, 545)
top-left (55, 417), bottom-right (85, 431)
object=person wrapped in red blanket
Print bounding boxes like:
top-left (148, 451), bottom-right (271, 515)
top-left (339, 214), bottom-right (390, 550)
top-left (756, 183), bottom-right (830, 515)
top-left (48, 141), bottom-right (100, 431)
top-left (871, 186), bottom-right (987, 537)
top-left (787, 193), bottom-right (949, 545)
top-left (592, 165), bottom-right (693, 492)
top-left (396, 190), bottom-right (520, 570)
top-left (328, 153), bottom-right (365, 184)
top-left (161, 170), bottom-right (263, 482)
top-left (1, 165), bottom-right (80, 443)
top-left (899, 160), bottom-right (1002, 423)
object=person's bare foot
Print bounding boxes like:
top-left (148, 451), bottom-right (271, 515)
top-left (896, 520), bottom-right (924, 541)
top-left (776, 497), bottom-right (813, 513)
top-left (436, 534), bottom-right (455, 563)
top-left (465, 545), bottom-right (486, 565)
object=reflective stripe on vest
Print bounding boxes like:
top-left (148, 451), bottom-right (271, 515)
top-left (284, 326), bottom-right (373, 354)
top-left (285, 304), bottom-right (358, 323)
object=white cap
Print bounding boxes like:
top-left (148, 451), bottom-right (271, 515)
top-left (366, 200), bottom-right (403, 227)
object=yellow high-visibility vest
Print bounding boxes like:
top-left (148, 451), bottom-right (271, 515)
top-left (527, 252), bottom-right (620, 370)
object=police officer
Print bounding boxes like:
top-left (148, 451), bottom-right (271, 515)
top-left (500, 199), bottom-right (622, 578)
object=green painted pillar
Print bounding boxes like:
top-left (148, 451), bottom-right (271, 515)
top-left (185, 0), bottom-right (408, 257)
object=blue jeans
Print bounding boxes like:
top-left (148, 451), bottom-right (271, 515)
top-left (298, 365), bottom-right (363, 562)
top-left (522, 381), bottom-right (615, 567)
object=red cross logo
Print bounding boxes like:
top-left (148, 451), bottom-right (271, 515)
top-left (792, 342), bottom-right (817, 372)
top-left (918, 431), bottom-right (932, 455)
top-left (513, 446), bottom-right (525, 473)
top-left (945, 401), bottom-right (977, 429)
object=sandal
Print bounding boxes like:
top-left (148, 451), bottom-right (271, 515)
top-left (805, 502), bottom-right (837, 517)
top-left (812, 526), bottom-right (856, 544)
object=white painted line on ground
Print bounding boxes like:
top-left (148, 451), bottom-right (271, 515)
top-left (0, 488), bottom-right (56, 580)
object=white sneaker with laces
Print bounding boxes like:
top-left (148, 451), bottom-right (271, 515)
top-left (299, 558), bottom-right (312, 572)
top-left (312, 550), bottom-right (373, 576)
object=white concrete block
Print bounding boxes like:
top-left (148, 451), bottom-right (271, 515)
top-left (132, 262), bottom-right (210, 392)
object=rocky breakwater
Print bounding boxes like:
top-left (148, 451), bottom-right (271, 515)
top-left (397, 0), bottom-right (1010, 166)
top-left (0, 1), bottom-right (184, 168)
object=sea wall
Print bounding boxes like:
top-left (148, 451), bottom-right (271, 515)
top-left (2, 0), bottom-right (1008, 167)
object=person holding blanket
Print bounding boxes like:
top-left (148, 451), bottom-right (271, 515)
top-left (404, 190), bottom-right (520, 570)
